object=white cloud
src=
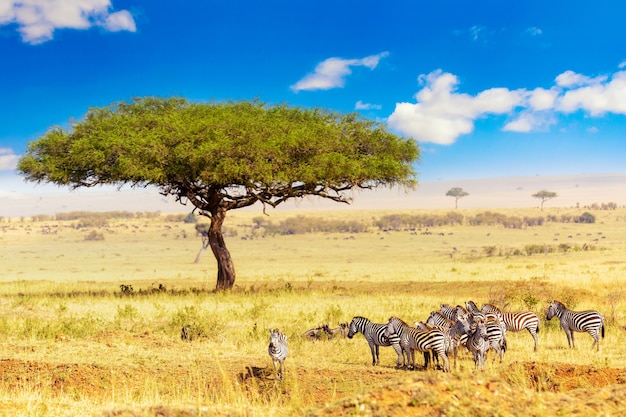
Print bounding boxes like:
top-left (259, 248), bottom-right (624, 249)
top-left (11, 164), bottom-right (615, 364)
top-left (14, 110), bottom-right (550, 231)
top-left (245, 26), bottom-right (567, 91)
top-left (557, 70), bottom-right (626, 115)
top-left (388, 64), bottom-right (626, 143)
top-left (525, 26), bottom-right (543, 37)
top-left (290, 52), bottom-right (389, 92)
top-left (469, 25), bottom-right (486, 41)
top-left (0, 148), bottom-right (19, 171)
top-left (0, 0), bottom-right (136, 44)
top-left (102, 9), bottom-right (136, 32)
top-left (387, 70), bottom-right (525, 144)
top-left (355, 100), bottom-right (382, 111)
top-left (528, 87), bottom-right (558, 111)
top-left (503, 111), bottom-right (555, 133)
top-left (555, 70), bottom-right (607, 88)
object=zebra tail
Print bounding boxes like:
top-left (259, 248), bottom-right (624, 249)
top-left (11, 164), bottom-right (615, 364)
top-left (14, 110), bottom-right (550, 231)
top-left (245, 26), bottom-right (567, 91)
top-left (536, 323), bottom-right (539, 333)
top-left (602, 324), bottom-right (605, 339)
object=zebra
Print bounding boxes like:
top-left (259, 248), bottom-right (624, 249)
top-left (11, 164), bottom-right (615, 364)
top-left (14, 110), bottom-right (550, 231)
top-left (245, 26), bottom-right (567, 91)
top-left (481, 303), bottom-right (540, 352)
top-left (384, 316), bottom-right (450, 372)
top-left (484, 319), bottom-right (507, 363)
top-left (347, 316), bottom-right (403, 367)
top-left (439, 304), bottom-right (469, 321)
top-left (268, 328), bottom-right (288, 380)
top-left (546, 300), bottom-right (605, 351)
top-left (467, 319), bottom-right (489, 370)
top-left (427, 311), bottom-right (471, 369)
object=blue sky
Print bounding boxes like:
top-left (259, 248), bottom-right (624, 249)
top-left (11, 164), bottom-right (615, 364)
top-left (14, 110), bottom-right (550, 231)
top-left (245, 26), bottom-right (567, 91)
top-left (2, 0), bottom-right (626, 194)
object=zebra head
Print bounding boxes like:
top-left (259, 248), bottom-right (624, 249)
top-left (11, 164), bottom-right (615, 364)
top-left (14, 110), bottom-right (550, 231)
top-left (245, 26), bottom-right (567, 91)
top-left (347, 316), bottom-right (362, 339)
top-left (470, 319), bottom-right (488, 341)
top-left (454, 313), bottom-right (471, 335)
top-left (466, 300), bottom-right (480, 314)
top-left (384, 316), bottom-right (403, 338)
top-left (269, 328), bottom-right (284, 350)
top-left (546, 300), bottom-right (561, 320)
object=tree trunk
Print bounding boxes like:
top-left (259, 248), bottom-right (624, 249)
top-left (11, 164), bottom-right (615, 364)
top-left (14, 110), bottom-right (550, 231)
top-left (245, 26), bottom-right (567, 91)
top-left (207, 209), bottom-right (236, 290)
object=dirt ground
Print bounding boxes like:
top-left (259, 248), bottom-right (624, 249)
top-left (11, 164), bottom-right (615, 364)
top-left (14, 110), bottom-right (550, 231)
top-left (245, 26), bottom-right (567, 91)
top-left (1, 357), bottom-right (625, 416)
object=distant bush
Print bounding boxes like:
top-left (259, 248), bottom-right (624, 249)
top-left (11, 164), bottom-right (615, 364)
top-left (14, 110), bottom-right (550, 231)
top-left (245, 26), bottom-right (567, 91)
top-left (374, 212), bottom-right (463, 230)
top-left (264, 216), bottom-right (368, 235)
top-left (55, 211), bottom-right (161, 221)
top-left (183, 212), bottom-right (197, 223)
top-left (84, 231), bottom-right (105, 241)
top-left (31, 214), bottom-right (54, 222)
top-left (77, 218), bottom-right (109, 228)
top-left (164, 213), bottom-right (188, 222)
top-left (575, 212), bottom-right (596, 224)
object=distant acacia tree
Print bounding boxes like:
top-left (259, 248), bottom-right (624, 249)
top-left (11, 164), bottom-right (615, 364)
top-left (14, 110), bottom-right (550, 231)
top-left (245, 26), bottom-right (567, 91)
top-left (18, 97), bottom-right (420, 290)
top-left (532, 190), bottom-right (558, 211)
top-left (446, 187), bottom-right (469, 209)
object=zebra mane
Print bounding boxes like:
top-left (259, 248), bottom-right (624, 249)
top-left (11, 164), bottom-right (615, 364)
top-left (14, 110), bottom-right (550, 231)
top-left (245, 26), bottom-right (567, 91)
top-left (352, 316), bottom-right (370, 322)
top-left (482, 303), bottom-right (502, 313)
top-left (456, 304), bottom-right (469, 313)
top-left (388, 316), bottom-right (410, 327)
top-left (551, 300), bottom-right (566, 308)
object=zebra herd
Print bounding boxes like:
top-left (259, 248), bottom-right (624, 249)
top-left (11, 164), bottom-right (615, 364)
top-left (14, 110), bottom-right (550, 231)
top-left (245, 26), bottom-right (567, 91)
top-left (268, 299), bottom-right (604, 379)
top-left (345, 299), bottom-right (604, 373)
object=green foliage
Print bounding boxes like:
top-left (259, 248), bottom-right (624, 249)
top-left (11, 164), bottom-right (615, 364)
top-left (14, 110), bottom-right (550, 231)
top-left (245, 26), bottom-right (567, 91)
top-left (374, 212), bottom-right (463, 230)
top-left (18, 97), bottom-right (419, 205)
top-left (577, 212), bottom-right (596, 223)
top-left (170, 305), bottom-right (225, 341)
top-left (263, 215), bottom-right (369, 235)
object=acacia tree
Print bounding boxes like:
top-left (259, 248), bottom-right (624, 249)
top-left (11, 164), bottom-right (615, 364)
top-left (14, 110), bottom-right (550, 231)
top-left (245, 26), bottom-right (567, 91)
top-left (18, 97), bottom-right (420, 290)
top-left (532, 190), bottom-right (557, 211)
top-left (446, 187), bottom-right (469, 209)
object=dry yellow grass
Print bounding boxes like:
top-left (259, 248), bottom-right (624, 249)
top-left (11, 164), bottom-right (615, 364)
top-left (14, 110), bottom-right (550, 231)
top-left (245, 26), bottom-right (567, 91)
top-left (0, 207), bottom-right (625, 416)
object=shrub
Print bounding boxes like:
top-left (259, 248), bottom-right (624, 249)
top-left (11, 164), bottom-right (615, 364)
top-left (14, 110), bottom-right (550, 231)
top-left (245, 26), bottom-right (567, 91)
top-left (84, 231), bottom-right (105, 241)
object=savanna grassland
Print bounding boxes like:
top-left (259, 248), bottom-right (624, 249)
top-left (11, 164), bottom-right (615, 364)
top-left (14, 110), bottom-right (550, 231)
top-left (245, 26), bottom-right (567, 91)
top-left (1, 207), bottom-right (626, 416)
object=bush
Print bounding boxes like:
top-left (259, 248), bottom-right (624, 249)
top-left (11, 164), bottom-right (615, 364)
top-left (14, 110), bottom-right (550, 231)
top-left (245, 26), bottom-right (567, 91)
top-left (576, 212), bottom-right (595, 224)
top-left (84, 231), bottom-right (105, 241)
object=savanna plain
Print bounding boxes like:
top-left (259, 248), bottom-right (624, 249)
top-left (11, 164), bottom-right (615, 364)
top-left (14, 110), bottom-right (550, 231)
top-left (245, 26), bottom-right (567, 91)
top-left (1, 206), bottom-right (626, 416)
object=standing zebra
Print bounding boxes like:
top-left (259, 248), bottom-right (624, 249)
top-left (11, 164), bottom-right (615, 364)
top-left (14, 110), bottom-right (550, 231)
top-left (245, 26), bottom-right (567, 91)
top-left (481, 303), bottom-right (540, 351)
top-left (547, 300), bottom-right (605, 351)
top-left (347, 316), bottom-right (403, 367)
top-left (467, 319), bottom-right (489, 370)
top-left (384, 316), bottom-right (450, 372)
top-left (426, 311), bottom-right (471, 369)
top-left (268, 328), bottom-right (288, 380)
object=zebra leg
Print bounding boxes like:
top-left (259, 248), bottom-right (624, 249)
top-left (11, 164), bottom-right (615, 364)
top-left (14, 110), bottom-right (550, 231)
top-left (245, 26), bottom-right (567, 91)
top-left (437, 348), bottom-right (450, 372)
top-left (590, 330), bottom-right (599, 351)
top-left (278, 360), bottom-right (284, 380)
top-left (392, 343), bottom-right (403, 369)
top-left (529, 328), bottom-right (538, 352)
top-left (368, 342), bottom-right (377, 366)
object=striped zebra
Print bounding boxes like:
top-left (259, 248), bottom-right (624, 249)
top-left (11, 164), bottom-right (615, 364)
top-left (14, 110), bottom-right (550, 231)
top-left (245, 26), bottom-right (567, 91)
top-left (467, 319), bottom-right (489, 370)
top-left (347, 316), bottom-right (403, 367)
top-left (384, 316), bottom-right (450, 372)
top-left (481, 303), bottom-right (540, 352)
top-left (547, 300), bottom-right (605, 351)
top-left (484, 319), bottom-right (507, 362)
top-left (427, 311), bottom-right (471, 369)
top-left (439, 304), bottom-right (469, 321)
top-left (268, 328), bottom-right (288, 380)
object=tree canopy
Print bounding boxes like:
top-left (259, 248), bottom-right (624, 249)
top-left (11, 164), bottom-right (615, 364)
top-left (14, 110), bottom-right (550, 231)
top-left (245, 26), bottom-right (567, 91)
top-left (532, 190), bottom-right (558, 211)
top-left (446, 187), bottom-right (469, 209)
top-left (18, 97), bottom-right (420, 289)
